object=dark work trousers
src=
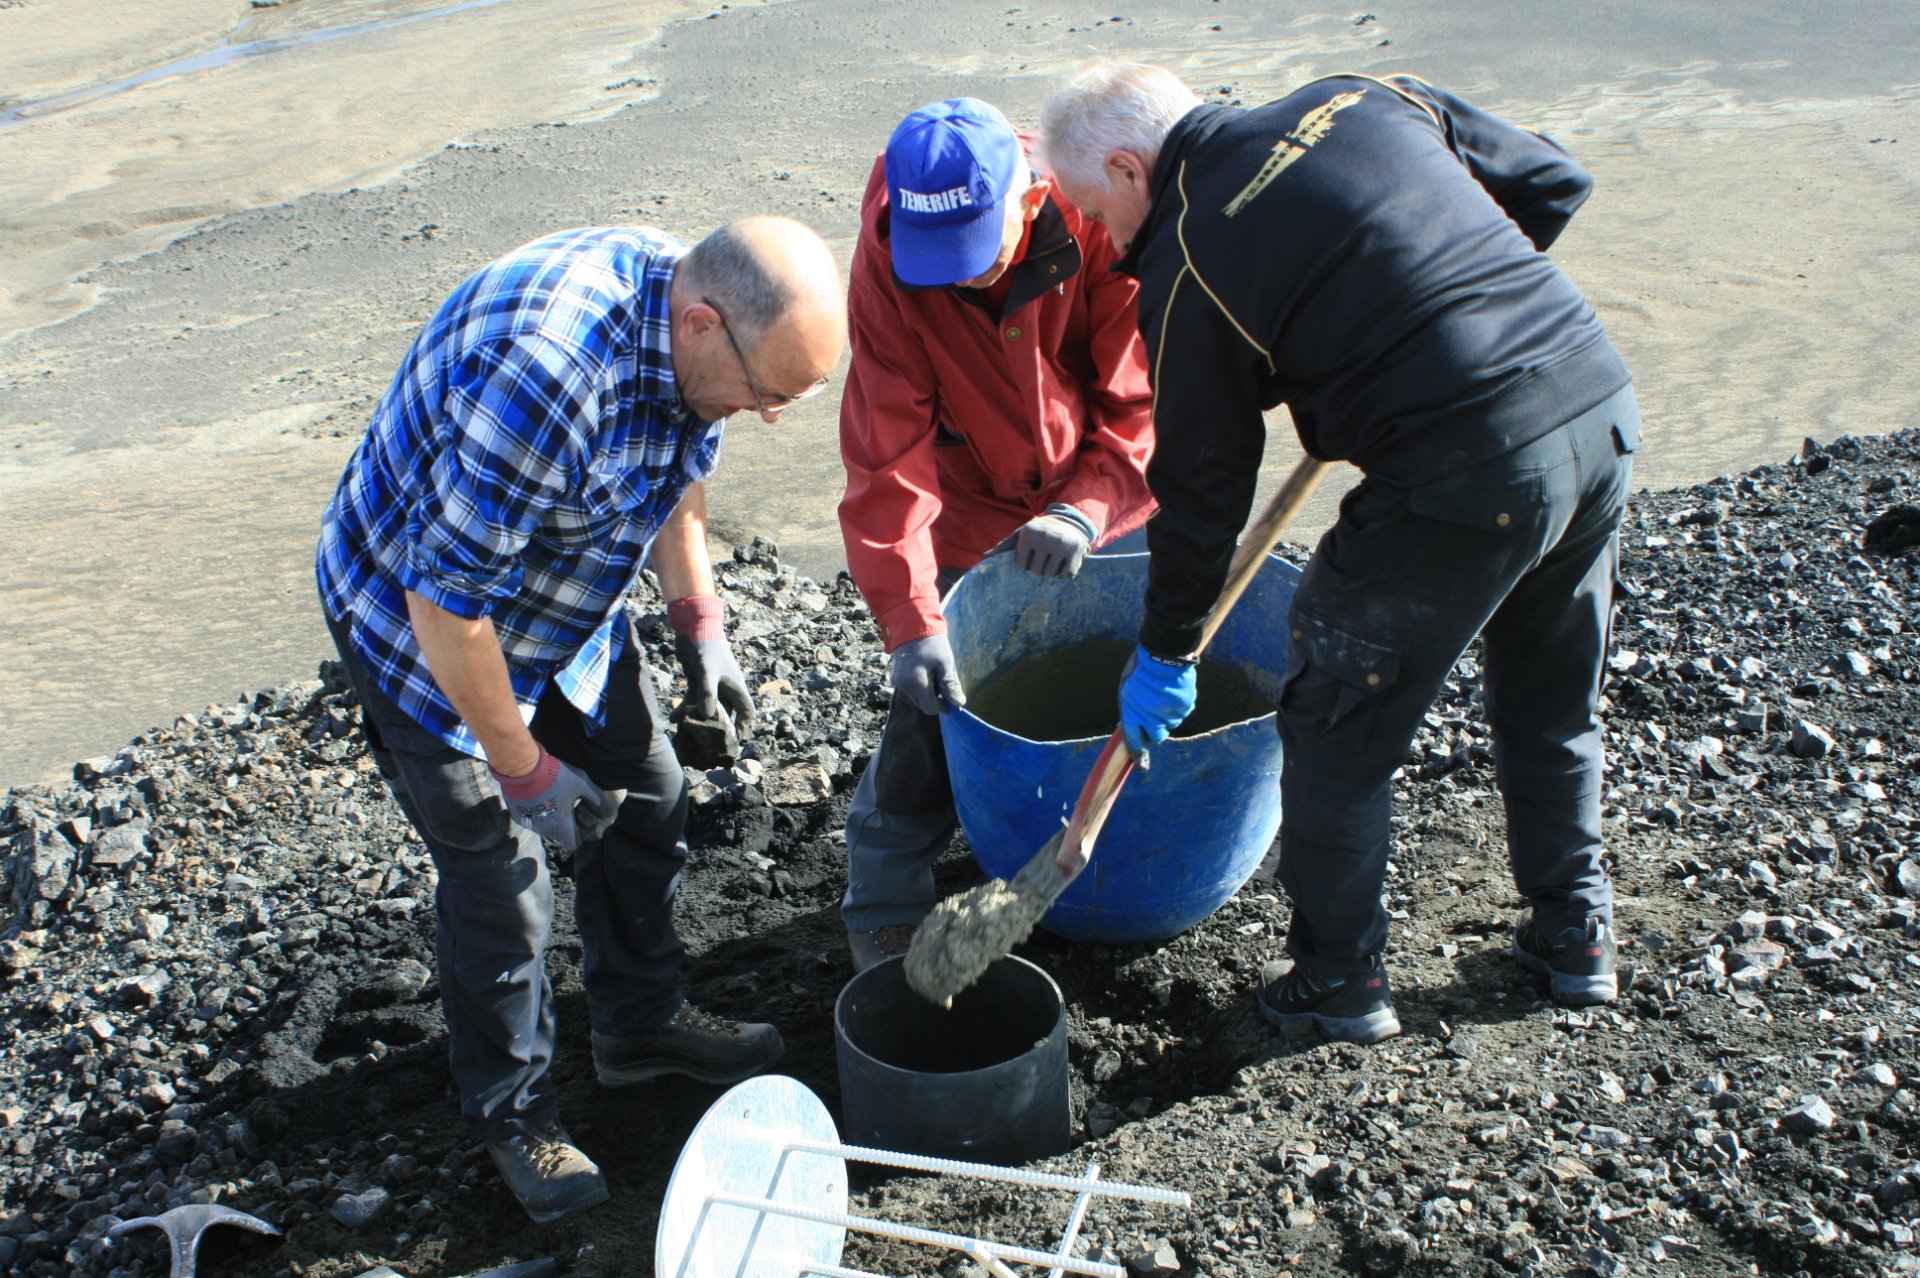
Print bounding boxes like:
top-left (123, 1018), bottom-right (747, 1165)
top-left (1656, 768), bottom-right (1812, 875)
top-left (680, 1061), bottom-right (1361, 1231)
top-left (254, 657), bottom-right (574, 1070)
top-left (1277, 385), bottom-right (1641, 977)
top-left (843, 528), bottom-right (1150, 930)
top-left (323, 609), bottom-right (689, 1141)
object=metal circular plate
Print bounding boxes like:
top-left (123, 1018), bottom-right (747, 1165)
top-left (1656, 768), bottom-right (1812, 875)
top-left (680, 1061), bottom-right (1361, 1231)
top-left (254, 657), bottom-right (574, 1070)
top-left (656, 1074), bottom-right (849, 1278)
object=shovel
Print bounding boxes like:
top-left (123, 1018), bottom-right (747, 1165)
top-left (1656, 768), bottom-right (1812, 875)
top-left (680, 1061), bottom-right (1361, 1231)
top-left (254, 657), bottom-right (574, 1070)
top-left (905, 456), bottom-right (1333, 1007)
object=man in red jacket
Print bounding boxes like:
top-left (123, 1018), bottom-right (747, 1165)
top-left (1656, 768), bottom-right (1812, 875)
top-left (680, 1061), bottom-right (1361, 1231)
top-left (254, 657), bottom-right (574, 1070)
top-left (838, 97), bottom-right (1156, 969)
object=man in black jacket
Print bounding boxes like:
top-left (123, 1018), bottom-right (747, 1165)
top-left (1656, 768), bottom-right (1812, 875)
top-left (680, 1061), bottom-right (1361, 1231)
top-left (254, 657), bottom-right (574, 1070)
top-left (1041, 61), bottom-right (1640, 1044)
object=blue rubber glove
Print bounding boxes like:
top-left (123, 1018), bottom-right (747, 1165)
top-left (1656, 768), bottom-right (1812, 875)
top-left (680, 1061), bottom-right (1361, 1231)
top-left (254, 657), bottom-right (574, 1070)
top-left (1014, 503), bottom-right (1099, 578)
top-left (1118, 643), bottom-right (1197, 768)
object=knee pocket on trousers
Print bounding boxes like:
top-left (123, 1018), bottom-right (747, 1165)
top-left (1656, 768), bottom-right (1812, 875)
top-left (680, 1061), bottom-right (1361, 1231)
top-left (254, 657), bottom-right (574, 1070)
top-left (1279, 614), bottom-right (1402, 746)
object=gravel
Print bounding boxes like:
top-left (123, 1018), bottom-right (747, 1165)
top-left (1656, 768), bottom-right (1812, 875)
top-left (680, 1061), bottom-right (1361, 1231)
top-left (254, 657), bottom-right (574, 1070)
top-left (3, 432), bottom-right (1919, 1277)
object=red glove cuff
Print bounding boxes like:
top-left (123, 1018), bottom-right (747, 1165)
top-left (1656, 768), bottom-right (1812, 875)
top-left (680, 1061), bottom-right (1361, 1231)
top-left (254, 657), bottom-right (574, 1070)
top-left (490, 744), bottom-right (559, 799)
top-left (667, 594), bottom-right (725, 642)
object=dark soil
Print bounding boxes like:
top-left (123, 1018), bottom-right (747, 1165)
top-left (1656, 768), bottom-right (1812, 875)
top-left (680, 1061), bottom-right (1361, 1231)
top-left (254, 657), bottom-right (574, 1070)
top-left (4, 432), bottom-right (1919, 1278)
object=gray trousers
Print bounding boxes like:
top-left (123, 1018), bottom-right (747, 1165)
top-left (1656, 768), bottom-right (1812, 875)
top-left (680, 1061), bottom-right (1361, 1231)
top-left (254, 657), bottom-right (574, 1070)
top-left (1279, 385), bottom-right (1640, 976)
top-left (841, 565), bottom-right (966, 933)
top-left (843, 528), bottom-right (1149, 930)
top-left (325, 610), bottom-right (689, 1141)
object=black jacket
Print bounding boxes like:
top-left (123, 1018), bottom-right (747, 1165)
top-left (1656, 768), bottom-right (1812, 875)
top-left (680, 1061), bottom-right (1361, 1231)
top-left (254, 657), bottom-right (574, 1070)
top-left (1120, 75), bottom-right (1632, 656)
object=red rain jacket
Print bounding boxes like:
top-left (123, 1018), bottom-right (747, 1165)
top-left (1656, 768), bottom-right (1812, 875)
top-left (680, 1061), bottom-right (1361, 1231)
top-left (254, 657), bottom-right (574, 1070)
top-left (838, 151), bottom-right (1156, 653)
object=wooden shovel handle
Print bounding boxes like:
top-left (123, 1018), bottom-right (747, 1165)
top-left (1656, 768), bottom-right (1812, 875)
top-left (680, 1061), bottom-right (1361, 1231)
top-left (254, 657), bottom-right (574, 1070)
top-left (1195, 457), bottom-right (1334, 655)
top-left (1054, 457), bottom-right (1333, 874)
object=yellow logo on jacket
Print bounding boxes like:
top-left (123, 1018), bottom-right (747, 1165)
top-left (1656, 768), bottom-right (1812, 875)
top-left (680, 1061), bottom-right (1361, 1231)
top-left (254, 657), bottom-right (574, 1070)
top-left (1222, 90), bottom-right (1367, 217)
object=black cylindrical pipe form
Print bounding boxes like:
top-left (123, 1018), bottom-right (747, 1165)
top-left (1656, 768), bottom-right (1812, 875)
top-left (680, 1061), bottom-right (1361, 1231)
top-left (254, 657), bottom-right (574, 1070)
top-left (835, 954), bottom-right (1071, 1165)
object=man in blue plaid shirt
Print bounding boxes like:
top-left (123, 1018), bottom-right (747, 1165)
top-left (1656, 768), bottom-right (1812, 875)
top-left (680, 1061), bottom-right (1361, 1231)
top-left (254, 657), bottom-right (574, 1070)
top-left (317, 216), bottom-right (844, 1222)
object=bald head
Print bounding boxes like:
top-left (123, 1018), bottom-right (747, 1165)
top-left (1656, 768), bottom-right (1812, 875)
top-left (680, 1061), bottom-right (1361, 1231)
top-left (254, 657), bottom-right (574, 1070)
top-left (670, 216), bottom-right (846, 422)
top-left (678, 215), bottom-right (845, 348)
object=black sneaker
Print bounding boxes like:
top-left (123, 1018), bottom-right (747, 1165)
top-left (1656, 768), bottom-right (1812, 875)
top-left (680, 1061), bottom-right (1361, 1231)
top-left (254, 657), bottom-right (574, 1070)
top-left (592, 1002), bottom-right (784, 1087)
top-left (1256, 960), bottom-right (1401, 1044)
top-left (485, 1122), bottom-right (609, 1224)
top-left (1512, 912), bottom-right (1617, 1006)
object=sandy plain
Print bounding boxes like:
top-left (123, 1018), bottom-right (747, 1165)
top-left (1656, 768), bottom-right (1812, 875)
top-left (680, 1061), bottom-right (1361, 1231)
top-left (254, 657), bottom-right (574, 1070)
top-left (1, 0), bottom-right (1917, 782)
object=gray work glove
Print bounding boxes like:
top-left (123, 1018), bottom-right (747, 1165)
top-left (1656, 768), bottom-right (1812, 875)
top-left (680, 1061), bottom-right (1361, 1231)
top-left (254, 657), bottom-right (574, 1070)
top-left (669, 595), bottom-right (757, 729)
top-left (490, 745), bottom-right (620, 852)
top-left (890, 633), bottom-right (967, 715)
top-left (1014, 503), bottom-right (1099, 578)
top-left (674, 635), bottom-right (757, 728)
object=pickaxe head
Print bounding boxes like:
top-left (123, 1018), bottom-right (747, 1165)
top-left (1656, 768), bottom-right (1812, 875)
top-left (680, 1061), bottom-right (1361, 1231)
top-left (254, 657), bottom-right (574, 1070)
top-left (109, 1203), bottom-right (282, 1277)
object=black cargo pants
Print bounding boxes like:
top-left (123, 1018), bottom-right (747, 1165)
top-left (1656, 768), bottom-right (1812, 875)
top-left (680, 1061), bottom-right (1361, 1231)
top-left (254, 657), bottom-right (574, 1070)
top-left (1277, 385), bottom-right (1640, 976)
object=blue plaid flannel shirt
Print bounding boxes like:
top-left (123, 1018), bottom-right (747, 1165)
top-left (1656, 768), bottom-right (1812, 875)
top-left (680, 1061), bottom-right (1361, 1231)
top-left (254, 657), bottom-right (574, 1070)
top-left (317, 227), bottom-right (723, 759)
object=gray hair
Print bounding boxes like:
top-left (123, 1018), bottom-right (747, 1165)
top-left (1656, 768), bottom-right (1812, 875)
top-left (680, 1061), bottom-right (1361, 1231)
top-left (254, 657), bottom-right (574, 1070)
top-left (677, 220), bottom-right (798, 345)
top-left (1039, 59), bottom-right (1201, 190)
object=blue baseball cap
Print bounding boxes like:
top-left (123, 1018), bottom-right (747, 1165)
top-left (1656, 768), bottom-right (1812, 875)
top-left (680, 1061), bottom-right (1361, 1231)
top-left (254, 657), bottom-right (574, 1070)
top-left (885, 98), bottom-right (1024, 286)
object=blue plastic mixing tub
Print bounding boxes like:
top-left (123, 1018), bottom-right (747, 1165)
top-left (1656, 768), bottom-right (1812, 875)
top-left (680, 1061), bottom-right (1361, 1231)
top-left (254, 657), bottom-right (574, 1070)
top-left (939, 551), bottom-right (1299, 944)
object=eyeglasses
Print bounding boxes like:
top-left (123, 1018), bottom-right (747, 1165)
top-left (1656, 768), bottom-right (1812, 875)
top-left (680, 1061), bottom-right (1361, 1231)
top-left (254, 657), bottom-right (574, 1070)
top-left (704, 295), bottom-right (830, 414)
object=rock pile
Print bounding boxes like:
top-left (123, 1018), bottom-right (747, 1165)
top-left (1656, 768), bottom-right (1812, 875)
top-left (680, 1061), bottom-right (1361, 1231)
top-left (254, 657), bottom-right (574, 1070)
top-left (3, 435), bottom-right (1918, 1277)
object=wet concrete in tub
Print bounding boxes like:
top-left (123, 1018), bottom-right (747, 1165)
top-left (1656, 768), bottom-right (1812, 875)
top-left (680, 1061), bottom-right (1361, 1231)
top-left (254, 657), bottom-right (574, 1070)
top-left (965, 638), bottom-right (1271, 742)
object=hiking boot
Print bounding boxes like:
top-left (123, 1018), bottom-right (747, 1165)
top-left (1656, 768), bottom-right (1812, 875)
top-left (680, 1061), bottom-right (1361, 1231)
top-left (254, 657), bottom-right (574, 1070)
top-left (1256, 959), bottom-right (1401, 1045)
top-left (847, 923), bottom-right (917, 972)
top-left (592, 1002), bottom-right (784, 1087)
top-left (485, 1121), bottom-right (609, 1223)
top-left (1512, 912), bottom-right (1617, 1006)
